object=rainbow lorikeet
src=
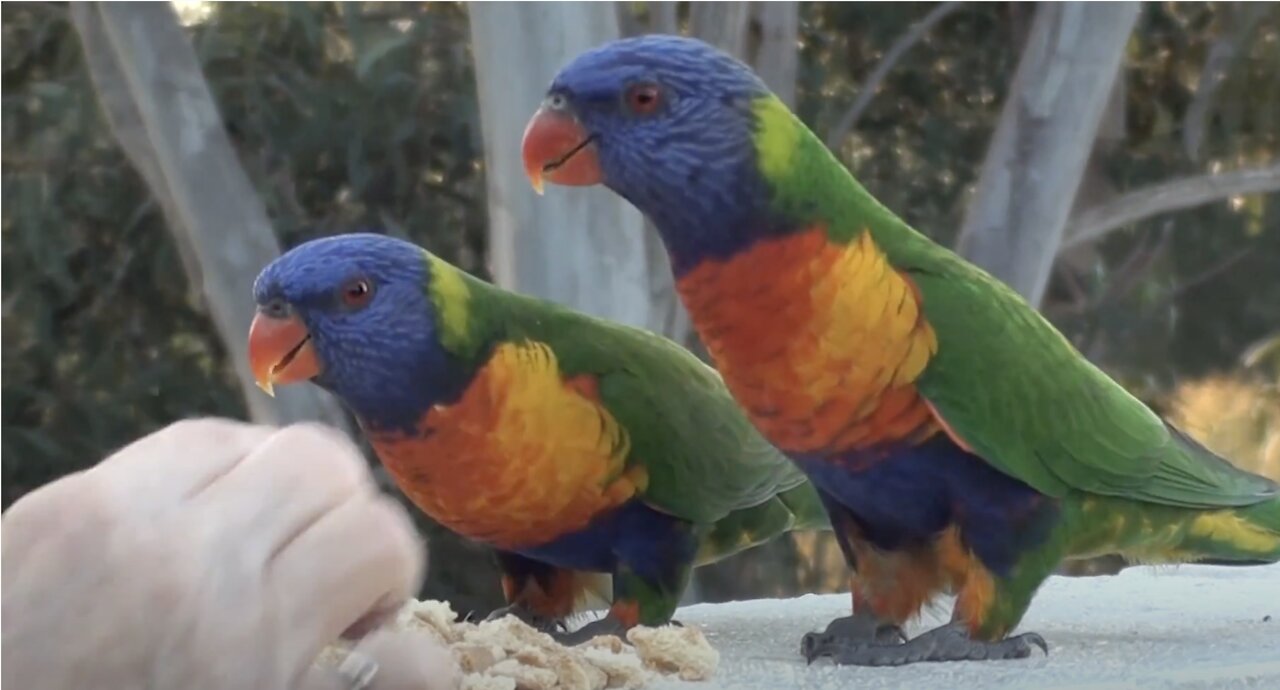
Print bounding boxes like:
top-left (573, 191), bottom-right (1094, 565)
top-left (520, 35), bottom-right (1280, 665)
top-left (246, 232), bottom-right (829, 643)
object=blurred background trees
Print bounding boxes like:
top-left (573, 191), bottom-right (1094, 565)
top-left (4, 1), bottom-right (1277, 615)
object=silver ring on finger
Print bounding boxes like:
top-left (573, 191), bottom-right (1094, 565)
top-left (337, 649), bottom-right (380, 690)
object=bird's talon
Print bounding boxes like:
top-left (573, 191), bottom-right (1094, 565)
top-left (799, 632), bottom-right (826, 662)
top-left (800, 611), bottom-right (906, 662)
top-left (484, 603), bottom-right (563, 634)
top-left (550, 615), bottom-right (629, 646)
top-left (809, 622), bottom-right (1048, 666)
top-left (883, 624), bottom-right (909, 644)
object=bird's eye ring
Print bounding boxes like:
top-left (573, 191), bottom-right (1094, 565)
top-left (341, 278), bottom-right (374, 308)
top-left (624, 83), bottom-right (662, 116)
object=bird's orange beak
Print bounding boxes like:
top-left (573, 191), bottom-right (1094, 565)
top-left (247, 312), bottom-right (320, 397)
top-left (521, 105), bottom-right (602, 194)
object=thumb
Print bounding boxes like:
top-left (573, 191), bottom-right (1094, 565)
top-left (299, 630), bottom-right (460, 690)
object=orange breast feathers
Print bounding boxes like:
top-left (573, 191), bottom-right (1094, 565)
top-left (676, 228), bottom-right (940, 455)
top-left (369, 341), bottom-right (648, 551)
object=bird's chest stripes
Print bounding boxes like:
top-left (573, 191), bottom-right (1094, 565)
top-left (675, 228), bottom-right (940, 456)
top-left (368, 341), bottom-right (645, 550)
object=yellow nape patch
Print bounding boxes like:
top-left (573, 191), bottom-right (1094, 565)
top-left (1189, 511), bottom-right (1280, 555)
top-left (751, 95), bottom-right (801, 183)
top-left (425, 252), bottom-right (471, 351)
top-left (370, 341), bottom-right (646, 550)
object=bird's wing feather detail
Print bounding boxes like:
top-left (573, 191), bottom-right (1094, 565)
top-left (908, 258), bottom-right (1279, 508)
top-left (594, 353), bottom-right (812, 524)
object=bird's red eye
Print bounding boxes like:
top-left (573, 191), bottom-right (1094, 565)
top-left (625, 84), bottom-right (662, 115)
top-left (341, 279), bottom-right (373, 308)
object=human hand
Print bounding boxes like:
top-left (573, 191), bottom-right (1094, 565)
top-left (1, 418), bottom-right (459, 690)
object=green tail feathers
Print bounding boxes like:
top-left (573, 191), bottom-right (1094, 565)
top-left (1163, 425), bottom-right (1280, 564)
top-left (1187, 496), bottom-right (1280, 565)
top-left (695, 481), bottom-right (831, 566)
top-left (780, 481), bottom-right (834, 532)
top-left (1065, 491), bottom-right (1280, 568)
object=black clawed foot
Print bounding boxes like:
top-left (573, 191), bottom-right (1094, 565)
top-left (808, 622), bottom-right (1048, 667)
top-left (484, 604), bottom-right (565, 634)
top-left (801, 611), bottom-right (907, 663)
top-left (551, 615), bottom-right (629, 646)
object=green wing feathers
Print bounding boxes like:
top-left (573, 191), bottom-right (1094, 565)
top-left (589, 330), bottom-right (815, 524)
top-left (911, 256), bottom-right (1279, 510)
top-left (696, 482), bottom-right (830, 566)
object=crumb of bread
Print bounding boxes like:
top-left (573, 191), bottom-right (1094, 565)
top-left (453, 642), bottom-right (507, 673)
top-left (399, 599), bottom-right (468, 644)
top-left (488, 657), bottom-right (560, 690)
top-left (315, 599), bottom-right (717, 688)
top-left (580, 635), bottom-right (628, 654)
top-left (549, 648), bottom-right (610, 690)
top-left (579, 646), bottom-right (649, 688)
top-left (460, 674), bottom-right (518, 690)
top-left (628, 624), bottom-right (720, 681)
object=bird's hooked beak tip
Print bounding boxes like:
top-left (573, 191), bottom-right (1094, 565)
top-left (521, 105), bottom-right (602, 192)
top-left (247, 310), bottom-right (320, 396)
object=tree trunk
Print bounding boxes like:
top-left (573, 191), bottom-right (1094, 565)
top-left (69, 1), bottom-right (351, 431)
top-left (469, 2), bottom-right (663, 331)
top-left (689, 2), bottom-right (751, 57)
top-left (649, 2), bottom-right (679, 34)
top-left (954, 2), bottom-right (1140, 308)
top-left (749, 2), bottom-right (799, 107)
top-left (1052, 65), bottom-right (1126, 305)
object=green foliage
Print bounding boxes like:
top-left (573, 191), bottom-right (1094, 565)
top-left (192, 2), bottom-right (486, 263)
top-left (3, 2), bottom-right (244, 502)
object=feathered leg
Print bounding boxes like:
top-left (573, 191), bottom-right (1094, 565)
top-left (555, 514), bottom-right (699, 645)
top-left (800, 491), bottom-right (910, 659)
top-left (807, 527), bottom-right (1057, 666)
top-left (487, 551), bottom-right (581, 633)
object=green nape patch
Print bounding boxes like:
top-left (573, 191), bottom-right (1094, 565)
top-left (747, 94), bottom-right (933, 256)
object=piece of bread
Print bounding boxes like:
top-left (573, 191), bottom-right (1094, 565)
top-left (314, 599), bottom-right (720, 689)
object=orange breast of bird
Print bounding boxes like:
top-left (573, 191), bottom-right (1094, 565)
top-left (369, 341), bottom-right (648, 551)
top-left (676, 227), bottom-right (941, 456)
